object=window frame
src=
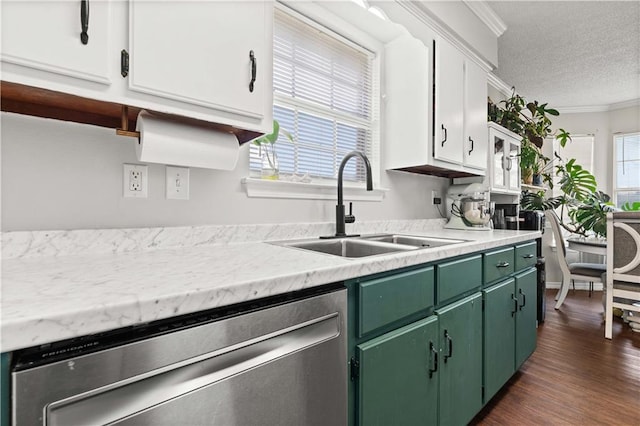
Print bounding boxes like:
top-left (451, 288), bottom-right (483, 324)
top-left (243, 1), bottom-right (385, 201)
top-left (612, 131), bottom-right (640, 207)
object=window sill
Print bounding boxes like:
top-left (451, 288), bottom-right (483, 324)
top-left (241, 177), bottom-right (388, 201)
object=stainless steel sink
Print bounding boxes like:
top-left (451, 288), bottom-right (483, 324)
top-left (275, 238), bottom-right (418, 258)
top-left (359, 234), bottom-right (467, 248)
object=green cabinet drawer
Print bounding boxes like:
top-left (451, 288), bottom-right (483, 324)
top-left (436, 255), bottom-right (482, 305)
top-left (484, 247), bottom-right (515, 284)
top-left (515, 241), bottom-right (537, 271)
top-left (358, 267), bottom-right (434, 337)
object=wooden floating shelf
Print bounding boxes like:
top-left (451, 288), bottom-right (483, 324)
top-left (0, 81), bottom-right (262, 144)
top-left (521, 184), bottom-right (547, 192)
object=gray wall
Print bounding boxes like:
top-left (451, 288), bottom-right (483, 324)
top-left (1, 113), bottom-right (449, 231)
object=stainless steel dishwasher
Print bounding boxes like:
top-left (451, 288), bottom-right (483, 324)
top-left (12, 285), bottom-right (347, 425)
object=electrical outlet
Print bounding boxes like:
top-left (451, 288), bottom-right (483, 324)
top-left (432, 190), bottom-right (441, 205)
top-left (166, 166), bottom-right (189, 200)
top-left (123, 164), bottom-right (148, 198)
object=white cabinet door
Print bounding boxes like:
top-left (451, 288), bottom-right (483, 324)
top-left (488, 123), bottom-right (521, 194)
top-left (129, 1), bottom-right (269, 120)
top-left (463, 60), bottom-right (488, 170)
top-left (434, 38), bottom-right (464, 165)
top-left (1, 0), bottom-right (112, 85)
top-left (507, 139), bottom-right (521, 192)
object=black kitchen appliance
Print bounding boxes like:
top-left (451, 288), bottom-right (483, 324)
top-left (519, 210), bottom-right (546, 323)
top-left (495, 203), bottom-right (519, 230)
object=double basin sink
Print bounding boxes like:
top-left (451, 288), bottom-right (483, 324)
top-left (273, 234), bottom-right (467, 258)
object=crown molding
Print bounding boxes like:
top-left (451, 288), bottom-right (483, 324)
top-left (396, 1), bottom-right (493, 72)
top-left (487, 73), bottom-right (513, 97)
top-left (556, 105), bottom-right (610, 114)
top-left (463, 1), bottom-right (507, 37)
top-left (609, 98), bottom-right (640, 111)
top-left (557, 98), bottom-right (640, 114)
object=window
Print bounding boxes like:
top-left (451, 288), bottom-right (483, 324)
top-left (613, 132), bottom-right (640, 208)
top-left (250, 6), bottom-right (378, 184)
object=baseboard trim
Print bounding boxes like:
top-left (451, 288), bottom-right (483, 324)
top-left (546, 281), bottom-right (604, 291)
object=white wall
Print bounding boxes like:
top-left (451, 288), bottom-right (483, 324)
top-left (1, 113), bottom-right (449, 231)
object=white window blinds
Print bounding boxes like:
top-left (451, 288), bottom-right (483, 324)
top-left (614, 133), bottom-right (640, 207)
top-left (250, 7), bottom-right (376, 182)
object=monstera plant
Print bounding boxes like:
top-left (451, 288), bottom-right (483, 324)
top-left (520, 157), bottom-right (615, 237)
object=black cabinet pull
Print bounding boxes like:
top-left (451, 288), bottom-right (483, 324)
top-left (468, 136), bottom-right (474, 155)
top-left (523, 254), bottom-right (534, 259)
top-left (441, 125), bottom-right (448, 147)
top-left (444, 330), bottom-right (453, 363)
top-left (80, 0), bottom-right (89, 45)
top-left (511, 294), bottom-right (518, 317)
top-left (428, 341), bottom-right (438, 378)
top-left (249, 50), bottom-right (257, 93)
top-left (496, 261), bottom-right (510, 268)
top-left (519, 288), bottom-right (526, 310)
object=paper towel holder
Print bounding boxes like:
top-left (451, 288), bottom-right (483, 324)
top-left (115, 105), bottom-right (140, 139)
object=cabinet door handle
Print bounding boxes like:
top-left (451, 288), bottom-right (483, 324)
top-left (249, 50), bottom-right (257, 93)
top-left (468, 136), bottom-right (474, 155)
top-left (519, 288), bottom-right (526, 310)
top-left (496, 261), bottom-right (510, 268)
top-left (444, 330), bottom-right (453, 363)
top-left (428, 341), bottom-right (438, 378)
top-left (512, 294), bottom-right (518, 317)
top-left (441, 125), bottom-right (448, 147)
top-left (80, 0), bottom-right (90, 45)
top-left (523, 254), bottom-right (534, 259)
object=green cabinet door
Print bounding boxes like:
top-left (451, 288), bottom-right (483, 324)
top-left (1, 353), bottom-right (9, 426)
top-left (482, 279), bottom-right (516, 403)
top-left (357, 316), bottom-right (439, 426)
top-left (436, 293), bottom-right (483, 426)
top-left (515, 269), bottom-right (537, 368)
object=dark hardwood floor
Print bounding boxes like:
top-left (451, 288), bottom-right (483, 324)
top-left (472, 289), bottom-right (640, 425)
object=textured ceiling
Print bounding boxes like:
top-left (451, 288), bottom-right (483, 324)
top-left (487, 1), bottom-right (640, 109)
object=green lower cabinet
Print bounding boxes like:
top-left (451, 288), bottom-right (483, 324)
top-left (357, 316), bottom-right (439, 426)
top-left (483, 278), bottom-right (516, 402)
top-left (1, 353), bottom-right (10, 426)
top-left (436, 293), bottom-right (483, 426)
top-left (482, 268), bottom-right (538, 404)
top-left (515, 268), bottom-right (537, 368)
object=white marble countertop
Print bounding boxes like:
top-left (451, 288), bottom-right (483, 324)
top-left (1, 221), bottom-right (541, 352)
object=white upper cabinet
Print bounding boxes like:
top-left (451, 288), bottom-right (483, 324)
top-left (1, 0), bottom-right (112, 86)
top-left (383, 34), bottom-right (432, 171)
top-left (434, 38), bottom-right (464, 165)
top-left (463, 60), bottom-right (488, 170)
top-left (384, 33), bottom-right (488, 177)
top-left (1, 1), bottom-right (273, 134)
top-left (128, 1), bottom-right (270, 121)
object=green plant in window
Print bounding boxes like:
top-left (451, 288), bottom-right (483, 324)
top-left (251, 120), bottom-right (293, 180)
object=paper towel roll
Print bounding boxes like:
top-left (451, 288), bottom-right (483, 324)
top-left (135, 110), bottom-right (239, 170)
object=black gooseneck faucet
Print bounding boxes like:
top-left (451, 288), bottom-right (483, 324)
top-left (325, 150), bottom-right (373, 238)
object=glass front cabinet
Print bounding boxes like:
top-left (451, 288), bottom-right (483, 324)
top-left (488, 122), bottom-right (521, 194)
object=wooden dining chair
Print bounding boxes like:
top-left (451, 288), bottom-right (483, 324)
top-left (544, 211), bottom-right (606, 310)
top-left (605, 211), bottom-right (640, 339)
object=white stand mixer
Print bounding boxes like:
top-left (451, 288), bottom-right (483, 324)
top-left (444, 183), bottom-right (492, 231)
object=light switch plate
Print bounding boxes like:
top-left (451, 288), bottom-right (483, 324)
top-left (166, 166), bottom-right (189, 200)
top-left (123, 164), bottom-right (148, 198)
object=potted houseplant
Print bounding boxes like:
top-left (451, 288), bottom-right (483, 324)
top-left (251, 120), bottom-right (293, 180)
top-left (490, 88), bottom-right (570, 186)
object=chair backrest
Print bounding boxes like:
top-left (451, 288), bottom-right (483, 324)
top-left (544, 210), bottom-right (570, 276)
top-left (607, 211), bottom-right (640, 284)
